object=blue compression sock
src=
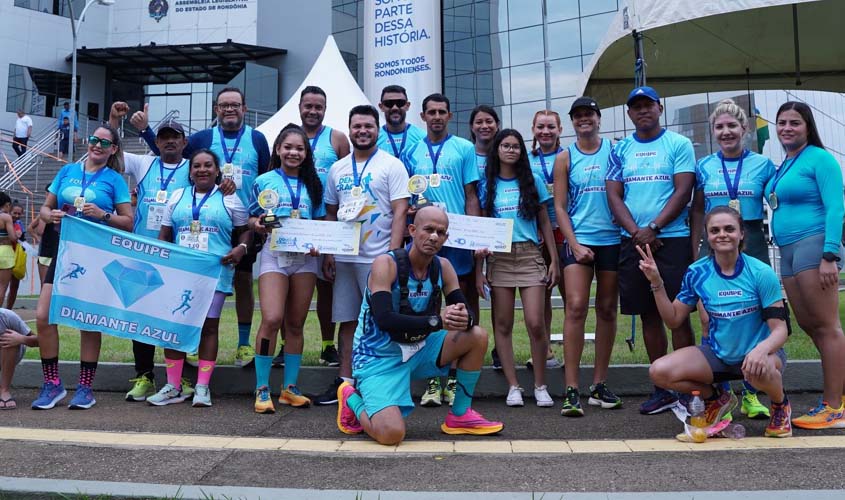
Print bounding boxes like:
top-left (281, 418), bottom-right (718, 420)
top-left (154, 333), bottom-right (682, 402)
top-left (237, 322), bottom-right (251, 347)
top-left (282, 353), bottom-right (301, 388)
top-left (254, 354), bottom-right (272, 390)
top-left (742, 380), bottom-right (758, 394)
top-left (347, 391), bottom-right (365, 419)
top-left (452, 369), bottom-right (481, 417)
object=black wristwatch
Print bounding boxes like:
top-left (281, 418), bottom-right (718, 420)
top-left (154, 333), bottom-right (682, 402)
top-left (647, 221), bottom-right (661, 233)
top-left (822, 252), bottom-right (840, 262)
top-left (101, 212), bottom-right (111, 222)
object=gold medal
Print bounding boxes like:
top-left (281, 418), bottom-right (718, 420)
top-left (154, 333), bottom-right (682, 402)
top-left (768, 192), bottom-right (778, 210)
top-left (351, 186), bottom-right (363, 198)
top-left (155, 190), bottom-right (168, 204)
top-left (429, 173), bottom-right (441, 188)
top-left (728, 198), bottom-right (741, 213)
top-left (223, 163), bottom-right (235, 177)
top-left (74, 196), bottom-right (85, 210)
top-left (290, 209), bottom-right (300, 219)
top-left (547, 183), bottom-right (554, 195)
top-left (190, 220), bottom-right (201, 234)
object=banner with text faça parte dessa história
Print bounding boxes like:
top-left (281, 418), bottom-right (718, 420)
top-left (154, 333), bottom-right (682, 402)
top-left (363, 0), bottom-right (442, 126)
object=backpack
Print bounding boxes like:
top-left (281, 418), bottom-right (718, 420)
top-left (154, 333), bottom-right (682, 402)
top-left (392, 248), bottom-right (441, 317)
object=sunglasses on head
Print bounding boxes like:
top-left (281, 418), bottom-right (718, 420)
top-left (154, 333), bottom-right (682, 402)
top-left (88, 136), bottom-right (114, 148)
top-left (381, 99), bottom-right (407, 109)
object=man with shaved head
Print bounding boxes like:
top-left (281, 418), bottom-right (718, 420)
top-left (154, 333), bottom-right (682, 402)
top-left (335, 206), bottom-right (502, 444)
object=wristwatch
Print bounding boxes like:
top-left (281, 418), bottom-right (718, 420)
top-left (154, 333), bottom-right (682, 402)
top-left (822, 252), bottom-right (840, 262)
top-left (101, 212), bottom-right (111, 222)
top-left (427, 315), bottom-right (440, 330)
top-left (647, 221), bottom-right (661, 233)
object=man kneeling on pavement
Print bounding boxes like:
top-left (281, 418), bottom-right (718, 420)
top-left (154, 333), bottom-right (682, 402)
top-left (336, 205), bottom-right (503, 444)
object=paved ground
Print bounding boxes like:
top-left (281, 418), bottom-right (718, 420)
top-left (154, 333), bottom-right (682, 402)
top-left (1, 390), bottom-right (844, 497)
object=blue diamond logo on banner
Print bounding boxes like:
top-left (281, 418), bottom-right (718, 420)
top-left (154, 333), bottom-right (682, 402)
top-left (103, 259), bottom-right (165, 308)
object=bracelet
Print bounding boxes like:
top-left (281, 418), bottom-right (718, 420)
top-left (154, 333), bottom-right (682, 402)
top-left (649, 281), bottom-right (664, 292)
top-left (237, 242), bottom-right (248, 252)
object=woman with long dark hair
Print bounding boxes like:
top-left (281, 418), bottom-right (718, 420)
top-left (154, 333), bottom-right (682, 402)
top-left (32, 124), bottom-right (133, 410)
top-left (469, 105), bottom-right (500, 205)
top-left (250, 125), bottom-right (324, 414)
top-left (765, 102), bottom-right (845, 430)
top-left (476, 129), bottom-right (558, 407)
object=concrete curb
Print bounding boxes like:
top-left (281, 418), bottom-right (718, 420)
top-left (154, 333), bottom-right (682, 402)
top-left (13, 359), bottom-right (823, 397)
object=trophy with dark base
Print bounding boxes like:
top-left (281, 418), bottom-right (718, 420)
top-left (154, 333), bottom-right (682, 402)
top-left (258, 189), bottom-right (281, 229)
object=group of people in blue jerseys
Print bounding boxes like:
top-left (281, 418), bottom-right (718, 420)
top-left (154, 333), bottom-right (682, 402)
top-left (1, 80), bottom-right (842, 446)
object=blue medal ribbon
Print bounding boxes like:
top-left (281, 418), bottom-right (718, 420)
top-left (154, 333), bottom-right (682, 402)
top-left (537, 147), bottom-right (562, 183)
top-left (384, 124), bottom-right (409, 158)
top-left (277, 169), bottom-right (303, 211)
top-left (157, 158), bottom-right (184, 192)
top-left (352, 150), bottom-right (378, 187)
top-left (217, 126), bottom-right (245, 165)
top-left (309, 126), bottom-right (326, 152)
top-left (719, 149), bottom-right (746, 201)
top-left (79, 164), bottom-right (106, 198)
top-left (424, 135), bottom-right (451, 174)
top-left (191, 186), bottom-right (215, 222)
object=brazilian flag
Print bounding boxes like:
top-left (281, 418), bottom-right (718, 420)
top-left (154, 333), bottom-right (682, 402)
top-left (755, 108), bottom-right (769, 154)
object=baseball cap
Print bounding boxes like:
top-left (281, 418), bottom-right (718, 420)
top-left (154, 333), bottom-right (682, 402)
top-left (626, 86), bottom-right (660, 106)
top-left (157, 119), bottom-right (185, 136)
top-left (569, 97), bottom-right (601, 117)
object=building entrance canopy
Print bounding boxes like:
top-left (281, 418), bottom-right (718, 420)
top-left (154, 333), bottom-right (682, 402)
top-left (70, 41), bottom-right (286, 85)
top-left (578, 0), bottom-right (845, 107)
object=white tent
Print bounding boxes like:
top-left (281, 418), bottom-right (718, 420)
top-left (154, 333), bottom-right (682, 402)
top-left (256, 36), bottom-right (373, 143)
top-left (577, 0), bottom-right (845, 107)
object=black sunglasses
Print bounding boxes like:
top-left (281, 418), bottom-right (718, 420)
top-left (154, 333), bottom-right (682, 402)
top-left (381, 99), bottom-right (407, 109)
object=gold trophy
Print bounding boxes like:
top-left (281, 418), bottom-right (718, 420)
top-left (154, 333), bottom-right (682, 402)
top-left (257, 189), bottom-right (281, 229)
top-left (408, 174), bottom-right (429, 207)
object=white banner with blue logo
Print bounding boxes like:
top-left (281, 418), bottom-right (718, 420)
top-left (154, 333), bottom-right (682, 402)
top-left (49, 216), bottom-right (222, 353)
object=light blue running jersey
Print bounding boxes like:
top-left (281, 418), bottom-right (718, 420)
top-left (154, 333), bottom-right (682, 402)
top-left (377, 124), bottom-right (426, 159)
top-left (676, 254), bottom-right (783, 365)
top-left (310, 125), bottom-right (339, 188)
top-left (210, 125), bottom-right (260, 209)
top-left (528, 148), bottom-right (561, 227)
top-left (489, 174), bottom-right (551, 244)
top-left (606, 129), bottom-right (696, 238)
top-left (249, 170), bottom-right (326, 220)
top-left (476, 153), bottom-right (488, 206)
top-left (352, 252), bottom-right (444, 370)
top-left (48, 163), bottom-right (131, 224)
top-left (134, 158), bottom-right (190, 238)
top-left (764, 145), bottom-right (845, 253)
top-left (696, 150), bottom-right (775, 221)
top-left (566, 139), bottom-right (619, 246)
top-left (166, 187), bottom-right (241, 294)
top-left (401, 135), bottom-right (479, 214)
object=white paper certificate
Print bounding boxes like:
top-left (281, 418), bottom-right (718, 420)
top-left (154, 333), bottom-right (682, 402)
top-left (269, 218), bottom-right (362, 256)
top-left (443, 214), bottom-right (513, 252)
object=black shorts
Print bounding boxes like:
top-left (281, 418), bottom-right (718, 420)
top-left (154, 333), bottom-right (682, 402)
top-left (44, 255), bottom-right (58, 285)
top-left (618, 236), bottom-right (691, 316)
top-left (560, 242), bottom-right (620, 271)
top-left (698, 343), bottom-right (786, 383)
top-left (235, 236), bottom-right (262, 272)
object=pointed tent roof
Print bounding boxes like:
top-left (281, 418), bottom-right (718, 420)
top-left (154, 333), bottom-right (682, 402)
top-left (256, 36), bottom-right (372, 144)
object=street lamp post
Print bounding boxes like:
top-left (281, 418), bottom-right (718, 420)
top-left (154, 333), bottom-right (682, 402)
top-left (66, 0), bottom-right (115, 162)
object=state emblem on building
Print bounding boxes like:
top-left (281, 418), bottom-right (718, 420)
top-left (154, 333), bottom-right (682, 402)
top-left (149, 0), bottom-right (168, 22)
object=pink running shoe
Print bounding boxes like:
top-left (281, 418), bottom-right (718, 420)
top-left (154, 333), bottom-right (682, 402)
top-left (440, 408), bottom-right (504, 435)
top-left (337, 381), bottom-right (363, 435)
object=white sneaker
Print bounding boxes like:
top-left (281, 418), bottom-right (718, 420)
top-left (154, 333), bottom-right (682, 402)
top-left (192, 384), bottom-right (212, 407)
top-left (506, 385), bottom-right (524, 407)
top-left (534, 385), bottom-right (554, 407)
top-left (146, 383), bottom-right (188, 407)
top-left (545, 357), bottom-right (562, 369)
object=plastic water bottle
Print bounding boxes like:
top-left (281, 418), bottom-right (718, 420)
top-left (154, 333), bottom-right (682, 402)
top-left (720, 423), bottom-right (746, 440)
top-left (688, 390), bottom-right (708, 442)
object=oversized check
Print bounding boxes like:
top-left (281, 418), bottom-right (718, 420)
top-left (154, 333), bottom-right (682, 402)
top-left (443, 214), bottom-right (513, 252)
top-left (269, 219), bottom-right (362, 256)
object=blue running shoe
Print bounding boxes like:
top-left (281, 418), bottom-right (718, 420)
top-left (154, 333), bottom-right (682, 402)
top-left (639, 387), bottom-right (677, 415)
top-left (31, 381), bottom-right (67, 410)
top-left (68, 385), bottom-right (96, 410)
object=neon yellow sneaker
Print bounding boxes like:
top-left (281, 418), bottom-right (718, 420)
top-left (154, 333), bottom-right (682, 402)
top-left (420, 378), bottom-right (442, 407)
top-left (442, 377), bottom-right (457, 406)
top-left (235, 345), bottom-right (256, 368)
top-left (741, 390), bottom-right (771, 419)
top-left (792, 400), bottom-right (844, 430)
top-left (125, 374), bottom-right (156, 402)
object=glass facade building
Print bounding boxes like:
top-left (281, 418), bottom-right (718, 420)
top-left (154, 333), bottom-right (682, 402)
top-left (332, 0), bottom-right (845, 166)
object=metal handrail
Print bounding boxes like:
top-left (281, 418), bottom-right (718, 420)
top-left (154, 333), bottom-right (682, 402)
top-left (0, 129), bottom-right (62, 191)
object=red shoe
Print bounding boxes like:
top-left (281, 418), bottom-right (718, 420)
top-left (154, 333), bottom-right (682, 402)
top-left (440, 408), bottom-right (503, 435)
top-left (336, 381), bottom-right (363, 435)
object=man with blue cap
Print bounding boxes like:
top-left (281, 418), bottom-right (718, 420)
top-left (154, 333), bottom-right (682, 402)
top-left (605, 86), bottom-right (696, 415)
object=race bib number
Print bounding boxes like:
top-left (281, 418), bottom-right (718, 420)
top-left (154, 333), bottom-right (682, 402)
top-left (178, 232), bottom-right (209, 252)
top-left (337, 196), bottom-right (367, 222)
top-left (224, 165), bottom-right (244, 189)
top-left (146, 204), bottom-right (167, 231)
top-left (399, 340), bottom-right (426, 363)
top-left (276, 251), bottom-right (306, 268)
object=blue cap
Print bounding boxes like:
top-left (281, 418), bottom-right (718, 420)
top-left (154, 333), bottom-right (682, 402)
top-left (626, 86), bottom-right (660, 106)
